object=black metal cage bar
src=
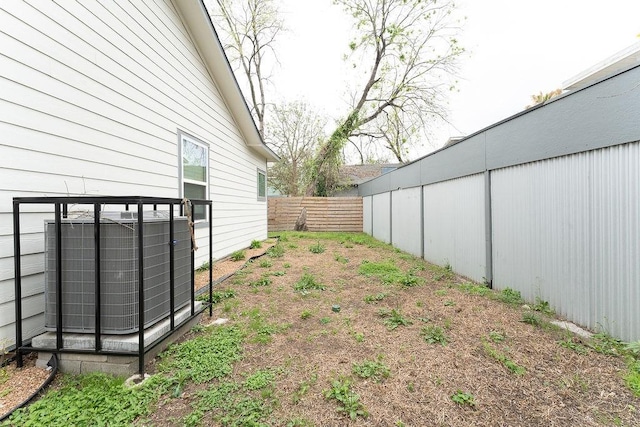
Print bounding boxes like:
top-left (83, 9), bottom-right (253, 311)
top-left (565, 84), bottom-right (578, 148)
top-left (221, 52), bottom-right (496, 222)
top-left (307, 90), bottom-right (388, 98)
top-left (12, 196), bottom-right (213, 374)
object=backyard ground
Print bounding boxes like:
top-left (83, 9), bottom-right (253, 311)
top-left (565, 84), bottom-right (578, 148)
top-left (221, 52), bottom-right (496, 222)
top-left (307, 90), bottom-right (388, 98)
top-left (2, 232), bottom-right (639, 426)
top-left (145, 232), bottom-right (639, 426)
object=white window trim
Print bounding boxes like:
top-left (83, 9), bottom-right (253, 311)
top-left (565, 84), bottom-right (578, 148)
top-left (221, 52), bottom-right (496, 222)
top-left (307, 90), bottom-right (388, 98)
top-left (179, 132), bottom-right (210, 221)
top-left (257, 168), bottom-right (266, 201)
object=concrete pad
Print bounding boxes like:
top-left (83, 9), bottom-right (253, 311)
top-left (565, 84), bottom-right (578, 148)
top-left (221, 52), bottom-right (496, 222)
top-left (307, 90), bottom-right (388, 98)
top-left (551, 320), bottom-right (593, 339)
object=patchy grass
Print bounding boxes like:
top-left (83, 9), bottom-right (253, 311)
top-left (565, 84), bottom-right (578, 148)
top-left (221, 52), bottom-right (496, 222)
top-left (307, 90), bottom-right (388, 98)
top-left (8, 232), bottom-right (639, 427)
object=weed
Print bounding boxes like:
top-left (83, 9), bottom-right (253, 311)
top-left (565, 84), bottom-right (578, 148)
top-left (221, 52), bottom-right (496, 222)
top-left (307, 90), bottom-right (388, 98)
top-left (158, 325), bottom-right (243, 383)
top-left (283, 262), bottom-right (291, 268)
top-left (288, 243), bottom-right (299, 249)
top-left (399, 272), bottom-right (423, 287)
top-left (250, 276), bottom-right (272, 287)
top-left (259, 259), bottom-right (273, 268)
top-left (287, 418), bottom-right (314, 427)
top-left (625, 340), bottom-right (640, 357)
top-left (435, 289), bottom-right (448, 296)
top-left (444, 300), bottom-right (456, 307)
top-left (245, 308), bottom-right (289, 344)
top-left (406, 382), bottom-right (415, 392)
top-left (521, 312), bottom-right (541, 326)
top-left (334, 253), bottom-right (349, 264)
top-left (559, 337), bottom-right (589, 355)
top-left (244, 369), bottom-right (276, 390)
top-left (488, 330), bottom-right (506, 343)
top-left (5, 373), bottom-right (171, 426)
top-left (378, 308), bottom-right (413, 330)
top-left (323, 378), bottom-right (368, 420)
top-left (292, 373), bottom-right (318, 404)
top-left (589, 332), bottom-right (623, 356)
top-left (364, 292), bottom-right (387, 303)
top-left (250, 239), bottom-right (262, 249)
top-left (352, 357), bottom-right (391, 382)
top-left (450, 390), bottom-right (476, 407)
top-left (482, 341), bottom-right (526, 375)
top-left (358, 260), bottom-right (404, 284)
top-left (196, 261), bottom-right (210, 272)
top-left (267, 244), bottom-right (285, 258)
top-left (533, 297), bottom-right (553, 314)
top-left (300, 310), bottom-right (313, 320)
top-left (416, 301), bottom-right (424, 308)
top-left (230, 250), bottom-right (246, 261)
top-left (294, 272), bottom-right (326, 292)
top-left (197, 289), bottom-right (236, 304)
top-left (320, 317), bottom-right (332, 325)
top-left (353, 332), bottom-right (365, 343)
top-left (497, 288), bottom-right (523, 304)
top-left (458, 282), bottom-right (491, 296)
top-left (270, 270), bottom-right (286, 276)
top-left (309, 241), bottom-right (326, 254)
top-left (624, 360), bottom-right (640, 396)
top-left (421, 325), bottom-right (448, 345)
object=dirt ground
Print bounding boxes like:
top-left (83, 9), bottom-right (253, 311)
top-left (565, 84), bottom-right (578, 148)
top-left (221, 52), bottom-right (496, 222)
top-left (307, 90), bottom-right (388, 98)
top-left (148, 232), bottom-right (640, 426)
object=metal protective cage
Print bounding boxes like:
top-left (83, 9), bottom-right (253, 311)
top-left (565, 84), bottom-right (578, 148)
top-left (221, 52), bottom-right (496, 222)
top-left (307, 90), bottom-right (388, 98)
top-left (12, 196), bottom-right (213, 374)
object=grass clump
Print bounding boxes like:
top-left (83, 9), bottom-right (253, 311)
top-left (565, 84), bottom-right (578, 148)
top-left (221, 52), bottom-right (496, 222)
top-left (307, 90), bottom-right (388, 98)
top-left (309, 241), bottom-right (326, 254)
top-left (450, 390), bottom-right (476, 407)
top-left (4, 373), bottom-right (170, 427)
top-left (158, 325), bottom-right (243, 383)
top-left (230, 250), bottom-right (246, 261)
top-left (197, 289), bottom-right (236, 304)
top-left (352, 357), bottom-right (390, 382)
top-left (624, 359), bottom-right (640, 397)
top-left (300, 310), bottom-right (313, 320)
top-left (249, 239), bottom-right (262, 249)
top-left (364, 292), bottom-right (387, 303)
top-left (559, 337), bottom-right (589, 355)
top-left (259, 259), bottom-right (273, 268)
top-left (421, 325), bottom-right (448, 345)
top-left (323, 378), bottom-right (368, 420)
top-left (294, 272), bottom-right (326, 293)
top-left (521, 312), bottom-right (542, 326)
top-left (358, 260), bottom-right (405, 285)
top-left (292, 373), bottom-right (318, 404)
top-left (458, 282), bottom-right (491, 296)
top-left (482, 341), bottom-right (526, 375)
top-left (378, 308), bottom-right (413, 330)
top-left (334, 253), bottom-right (349, 264)
top-left (250, 276), bottom-right (272, 287)
top-left (589, 332), bottom-right (623, 356)
top-left (496, 288), bottom-right (523, 305)
top-left (533, 297), bottom-right (553, 314)
top-left (267, 244), bottom-right (285, 258)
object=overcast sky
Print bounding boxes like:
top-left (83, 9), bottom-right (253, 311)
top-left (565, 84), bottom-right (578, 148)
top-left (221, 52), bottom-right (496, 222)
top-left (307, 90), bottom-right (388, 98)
top-left (270, 0), bottom-right (640, 159)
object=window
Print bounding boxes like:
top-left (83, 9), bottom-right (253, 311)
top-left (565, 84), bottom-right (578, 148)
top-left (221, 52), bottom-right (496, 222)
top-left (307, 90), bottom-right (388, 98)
top-left (180, 133), bottom-right (209, 221)
top-left (257, 169), bottom-right (266, 201)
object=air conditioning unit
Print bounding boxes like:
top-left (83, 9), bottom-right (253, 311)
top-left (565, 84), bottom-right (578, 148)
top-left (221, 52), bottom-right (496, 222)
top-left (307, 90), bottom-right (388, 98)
top-left (44, 212), bottom-right (192, 334)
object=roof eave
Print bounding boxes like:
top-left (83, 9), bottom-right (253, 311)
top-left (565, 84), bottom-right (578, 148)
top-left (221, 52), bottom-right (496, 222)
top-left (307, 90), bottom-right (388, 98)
top-left (174, 0), bottom-right (279, 162)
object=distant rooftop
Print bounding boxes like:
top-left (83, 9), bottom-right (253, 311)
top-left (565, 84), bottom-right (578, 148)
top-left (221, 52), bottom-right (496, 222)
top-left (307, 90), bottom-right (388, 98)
top-left (563, 41), bottom-right (640, 91)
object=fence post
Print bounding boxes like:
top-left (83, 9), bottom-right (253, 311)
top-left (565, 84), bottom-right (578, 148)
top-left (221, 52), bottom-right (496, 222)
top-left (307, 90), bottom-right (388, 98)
top-left (484, 171), bottom-right (493, 288)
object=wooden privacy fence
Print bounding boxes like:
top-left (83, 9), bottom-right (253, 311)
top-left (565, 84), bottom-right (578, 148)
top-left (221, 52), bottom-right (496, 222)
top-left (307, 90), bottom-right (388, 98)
top-left (268, 197), bottom-right (363, 232)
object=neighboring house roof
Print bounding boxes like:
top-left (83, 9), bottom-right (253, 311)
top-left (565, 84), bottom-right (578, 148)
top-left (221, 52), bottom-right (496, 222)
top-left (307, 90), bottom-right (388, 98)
top-left (339, 163), bottom-right (403, 186)
top-left (563, 41), bottom-right (640, 91)
top-left (175, 1), bottom-right (278, 162)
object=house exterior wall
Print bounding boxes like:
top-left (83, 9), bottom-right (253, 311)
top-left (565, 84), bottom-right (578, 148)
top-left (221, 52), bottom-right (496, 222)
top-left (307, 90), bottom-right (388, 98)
top-left (359, 63), bottom-right (640, 341)
top-left (0, 1), bottom-right (269, 347)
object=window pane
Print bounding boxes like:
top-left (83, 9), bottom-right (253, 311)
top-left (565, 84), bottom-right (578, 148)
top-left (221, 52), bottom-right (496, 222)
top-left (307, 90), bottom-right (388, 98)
top-left (258, 171), bottom-right (266, 198)
top-left (183, 139), bottom-right (207, 182)
top-left (184, 182), bottom-right (206, 220)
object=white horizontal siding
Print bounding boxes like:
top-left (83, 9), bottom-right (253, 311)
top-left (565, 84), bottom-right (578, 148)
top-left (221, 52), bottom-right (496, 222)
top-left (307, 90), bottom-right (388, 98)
top-left (492, 143), bottom-right (640, 341)
top-left (0, 0), bottom-right (270, 347)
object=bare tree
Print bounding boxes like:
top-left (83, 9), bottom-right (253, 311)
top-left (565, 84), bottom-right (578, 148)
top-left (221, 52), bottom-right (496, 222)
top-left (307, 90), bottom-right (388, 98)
top-left (209, 0), bottom-right (284, 138)
top-left (268, 101), bottom-right (327, 196)
top-left (526, 88), bottom-right (563, 108)
top-left (307, 0), bottom-right (464, 195)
